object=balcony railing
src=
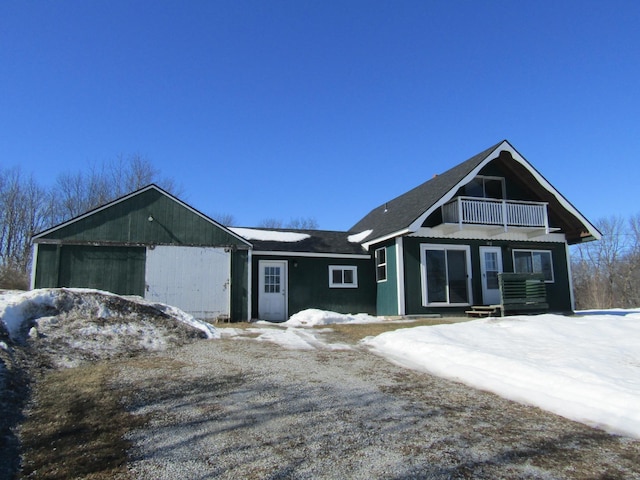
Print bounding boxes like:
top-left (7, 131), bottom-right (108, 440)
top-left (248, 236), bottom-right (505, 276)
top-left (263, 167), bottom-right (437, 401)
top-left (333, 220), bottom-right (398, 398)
top-left (442, 196), bottom-right (549, 233)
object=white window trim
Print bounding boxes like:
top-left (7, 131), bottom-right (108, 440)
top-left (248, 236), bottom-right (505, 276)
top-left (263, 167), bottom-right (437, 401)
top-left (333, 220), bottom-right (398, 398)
top-left (375, 247), bottom-right (387, 283)
top-left (420, 244), bottom-right (473, 306)
top-left (512, 249), bottom-right (555, 283)
top-left (329, 265), bottom-right (358, 288)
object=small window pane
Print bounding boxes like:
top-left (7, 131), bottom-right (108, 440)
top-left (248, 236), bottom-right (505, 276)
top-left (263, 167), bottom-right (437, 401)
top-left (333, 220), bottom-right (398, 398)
top-left (332, 269), bottom-right (342, 285)
top-left (344, 269), bottom-right (354, 284)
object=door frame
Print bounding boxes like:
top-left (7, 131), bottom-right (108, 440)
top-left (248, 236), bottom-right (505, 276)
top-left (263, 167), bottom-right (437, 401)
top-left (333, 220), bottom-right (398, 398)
top-left (479, 246), bottom-right (503, 305)
top-left (258, 259), bottom-right (288, 321)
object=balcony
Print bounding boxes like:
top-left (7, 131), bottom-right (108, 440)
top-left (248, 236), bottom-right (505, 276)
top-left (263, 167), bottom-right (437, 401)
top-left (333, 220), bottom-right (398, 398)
top-left (442, 196), bottom-right (550, 235)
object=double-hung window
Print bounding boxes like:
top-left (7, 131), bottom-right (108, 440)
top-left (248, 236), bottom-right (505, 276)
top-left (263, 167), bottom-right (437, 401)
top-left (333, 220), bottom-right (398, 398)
top-left (375, 247), bottom-right (387, 282)
top-left (329, 266), bottom-right (358, 288)
top-left (420, 244), bottom-right (472, 305)
top-left (513, 249), bottom-right (554, 282)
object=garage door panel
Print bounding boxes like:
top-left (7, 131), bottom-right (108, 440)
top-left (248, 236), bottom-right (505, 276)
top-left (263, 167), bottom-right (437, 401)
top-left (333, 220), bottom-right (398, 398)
top-left (145, 246), bottom-right (230, 320)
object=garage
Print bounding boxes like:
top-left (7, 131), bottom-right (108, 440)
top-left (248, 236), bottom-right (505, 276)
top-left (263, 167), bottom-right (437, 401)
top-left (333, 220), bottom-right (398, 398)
top-left (32, 185), bottom-right (252, 321)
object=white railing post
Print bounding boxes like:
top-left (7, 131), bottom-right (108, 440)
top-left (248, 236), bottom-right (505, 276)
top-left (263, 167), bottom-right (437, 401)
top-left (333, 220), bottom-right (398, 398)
top-left (543, 203), bottom-right (549, 234)
top-left (501, 200), bottom-right (508, 232)
top-left (458, 197), bottom-right (463, 229)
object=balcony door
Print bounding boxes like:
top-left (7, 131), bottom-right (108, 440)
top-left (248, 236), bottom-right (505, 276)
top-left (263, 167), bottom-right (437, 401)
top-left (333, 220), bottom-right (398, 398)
top-left (480, 246), bottom-right (503, 305)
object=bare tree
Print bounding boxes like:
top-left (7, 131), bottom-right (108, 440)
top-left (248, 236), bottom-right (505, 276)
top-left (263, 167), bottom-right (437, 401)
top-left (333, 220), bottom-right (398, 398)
top-left (0, 167), bottom-right (47, 288)
top-left (572, 215), bottom-right (640, 309)
top-left (212, 212), bottom-right (236, 227)
top-left (258, 218), bottom-right (285, 229)
top-left (287, 217), bottom-right (319, 229)
top-left (47, 154), bottom-right (180, 226)
top-left (258, 217), bottom-right (319, 229)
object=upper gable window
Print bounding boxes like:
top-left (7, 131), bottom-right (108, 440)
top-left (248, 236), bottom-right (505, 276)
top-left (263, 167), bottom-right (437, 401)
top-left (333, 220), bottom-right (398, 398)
top-left (463, 176), bottom-right (505, 199)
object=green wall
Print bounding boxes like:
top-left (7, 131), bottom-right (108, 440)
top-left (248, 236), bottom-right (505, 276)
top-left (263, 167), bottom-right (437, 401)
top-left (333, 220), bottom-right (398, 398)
top-left (35, 244), bottom-right (145, 295)
top-left (375, 242), bottom-right (399, 316)
top-left (402, 237), bottom-right (572, 315)
top-left (39, 188), bottom-right (248, 247)
top-left (251, 255), bottom-right (376, 319)
top-left (230, 250), bottom-right (250, 321)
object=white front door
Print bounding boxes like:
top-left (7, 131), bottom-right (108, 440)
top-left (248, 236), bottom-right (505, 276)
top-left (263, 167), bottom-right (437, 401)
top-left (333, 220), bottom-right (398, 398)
top-left (479, 246), bottom-right (503, 305)
top-left (258, 260), bottom-right (287, 321)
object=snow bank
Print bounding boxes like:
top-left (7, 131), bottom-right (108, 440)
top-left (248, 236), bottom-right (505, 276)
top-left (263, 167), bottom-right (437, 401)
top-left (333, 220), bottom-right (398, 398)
top-left (364, 313), bottom-right (640, 438)
top-left (0, 288), bottom-right (217, 342)
top-left (284, 308), bottom-right (383, 327)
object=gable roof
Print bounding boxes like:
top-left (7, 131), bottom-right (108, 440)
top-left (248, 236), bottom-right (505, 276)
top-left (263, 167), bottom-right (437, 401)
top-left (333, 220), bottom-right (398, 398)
top-left (350, 140), bottom-right (601, 246)
top-left (230, 227), bottom-right (369, 257)
top-left (33, 184), bottom-right (252, 248)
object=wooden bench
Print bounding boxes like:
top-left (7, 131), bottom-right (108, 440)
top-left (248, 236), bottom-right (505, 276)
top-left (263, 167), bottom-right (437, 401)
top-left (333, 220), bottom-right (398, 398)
top-left (498, 272), bottom-right (548, 316)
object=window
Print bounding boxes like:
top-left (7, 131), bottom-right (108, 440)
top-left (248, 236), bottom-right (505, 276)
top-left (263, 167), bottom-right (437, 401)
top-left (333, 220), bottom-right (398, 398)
top-left (263, 265), bottom-right (281, 293)
top-left (375, 248), bottom-right (387, 282)
top-left (329, 266), bottom-right (358, 288)
top-left (420, 245), bottom-right (472, 305)
top-left (513, 249), bottom-right (554, 282)
top-left (463, 175), bottom-right (505, 199)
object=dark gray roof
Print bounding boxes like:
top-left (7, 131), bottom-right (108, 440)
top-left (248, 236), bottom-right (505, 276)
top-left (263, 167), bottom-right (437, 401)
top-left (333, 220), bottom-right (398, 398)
top-left (236, 228), bottom-right (369, 255)
top-left (349, 141), bottom-right (504, 240)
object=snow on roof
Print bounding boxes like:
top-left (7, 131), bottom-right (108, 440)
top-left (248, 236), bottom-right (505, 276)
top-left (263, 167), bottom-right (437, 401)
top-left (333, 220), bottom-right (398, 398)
top-left (230, 227), bottom-right (311, 242)
top-left (347, 229), bottom-right (372, 243)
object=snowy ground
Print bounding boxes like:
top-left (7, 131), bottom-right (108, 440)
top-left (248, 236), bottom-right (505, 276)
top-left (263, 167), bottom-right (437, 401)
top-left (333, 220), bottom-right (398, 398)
top-left (2, 290), bottom-right (640, 441)
top-left (219, 308), bottom-right (640, 439)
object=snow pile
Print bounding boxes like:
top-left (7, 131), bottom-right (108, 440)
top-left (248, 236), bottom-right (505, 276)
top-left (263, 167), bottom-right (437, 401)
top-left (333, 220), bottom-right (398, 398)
top-left (0, 288), bottom-right (217, 368)
top-left (364, 313), bottom-right (640, 438)
top-left (284, 308), bottom-right (383, 327)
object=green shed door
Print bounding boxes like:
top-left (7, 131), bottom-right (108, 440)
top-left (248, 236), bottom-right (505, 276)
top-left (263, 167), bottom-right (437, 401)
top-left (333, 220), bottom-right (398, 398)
top-left (58, 245), bottom-right (145, 296)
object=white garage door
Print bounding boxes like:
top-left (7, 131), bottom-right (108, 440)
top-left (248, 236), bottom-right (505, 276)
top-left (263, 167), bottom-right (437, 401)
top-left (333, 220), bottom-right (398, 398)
top-left (145, 246), bottom-right (230, 321)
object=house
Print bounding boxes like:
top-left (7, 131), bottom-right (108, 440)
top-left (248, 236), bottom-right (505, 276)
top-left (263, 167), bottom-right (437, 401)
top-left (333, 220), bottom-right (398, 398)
top-left (348, 139), bottom-right (600, 316)
top-left (31, 140), bottom-right (600, 321)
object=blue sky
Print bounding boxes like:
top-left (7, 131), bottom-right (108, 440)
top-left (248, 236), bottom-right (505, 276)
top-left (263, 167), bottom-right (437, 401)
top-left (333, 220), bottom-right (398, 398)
top-left (1, 1), bottom-right (639, 230)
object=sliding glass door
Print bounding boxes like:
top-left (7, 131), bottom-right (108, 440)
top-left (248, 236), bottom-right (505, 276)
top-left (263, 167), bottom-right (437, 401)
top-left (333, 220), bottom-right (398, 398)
top-left (420, 245), bottom-right (472, 305)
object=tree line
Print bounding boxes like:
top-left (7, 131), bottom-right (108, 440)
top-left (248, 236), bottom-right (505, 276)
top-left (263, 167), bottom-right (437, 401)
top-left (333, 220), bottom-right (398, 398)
top-left (571, 215), bottom-right (640, 310)
top-left (0, 156), bottom-right (178, 289)
top-left (0, 156), bottom-right (319, 290)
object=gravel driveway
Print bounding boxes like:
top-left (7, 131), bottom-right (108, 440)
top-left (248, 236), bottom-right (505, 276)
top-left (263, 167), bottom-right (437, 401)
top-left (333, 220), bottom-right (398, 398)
top-left (114, 337), bottom-right (640, 479)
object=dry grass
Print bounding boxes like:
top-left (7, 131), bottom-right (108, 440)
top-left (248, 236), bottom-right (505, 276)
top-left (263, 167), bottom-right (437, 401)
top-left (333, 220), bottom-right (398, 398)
top-left (19, 363), bottom-right (144, 480)
top-left (324, 317), bottom-right (471, 342)
top-left (215, 317), bottom-right (472, 343)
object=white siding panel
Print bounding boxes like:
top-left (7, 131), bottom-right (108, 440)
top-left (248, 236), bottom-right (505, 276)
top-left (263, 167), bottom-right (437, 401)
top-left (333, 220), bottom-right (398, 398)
top-left (145, 246), bottom-right (230, 320)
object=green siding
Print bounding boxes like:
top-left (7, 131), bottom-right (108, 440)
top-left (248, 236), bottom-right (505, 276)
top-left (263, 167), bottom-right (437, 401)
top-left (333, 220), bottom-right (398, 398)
top-left (251, 255), bottom-right (376, 319)
top-left (34, 244), bottom-right (60, 288)
top-left (39, 188), bottom-right (247, 247)
top-left (36, 245), bottom-right (145, 295)
top-left (376, 243), bottom-right (399, 316)
top-left (230, 250), bottom-right (250, 321)
top-left (402, 237), bottom-right (572, 315)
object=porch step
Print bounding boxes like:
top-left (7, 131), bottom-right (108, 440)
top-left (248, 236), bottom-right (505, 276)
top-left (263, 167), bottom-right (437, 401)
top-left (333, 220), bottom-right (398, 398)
top-left (465, 305), bottom-right (500, 318)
